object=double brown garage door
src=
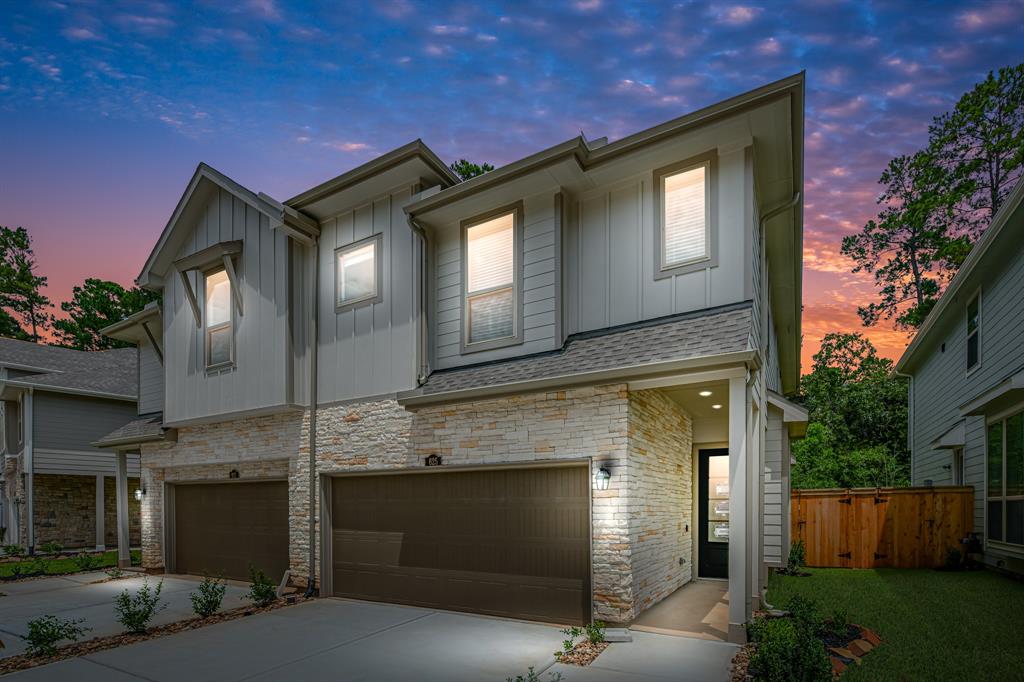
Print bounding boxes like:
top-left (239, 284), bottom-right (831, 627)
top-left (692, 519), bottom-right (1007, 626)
top-left (330, 465), bottom-right (591, 625)
top-left (174, 481), bottom-right (289, 583)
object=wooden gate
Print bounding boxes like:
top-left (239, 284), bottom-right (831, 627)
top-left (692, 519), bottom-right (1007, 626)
top-left (791, 487), bottom-right (973, 569)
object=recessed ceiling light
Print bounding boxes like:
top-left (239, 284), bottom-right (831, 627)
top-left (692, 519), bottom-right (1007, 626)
top-left (711, 404), bottom-right (722, 410)
top-left (699, 390), bottom-right (713, 397)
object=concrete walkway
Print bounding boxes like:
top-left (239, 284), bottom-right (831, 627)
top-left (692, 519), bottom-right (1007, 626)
top-left (0, 572), bottom-right (251, 658)
top-left (551, 631), bottom-right (737, 682)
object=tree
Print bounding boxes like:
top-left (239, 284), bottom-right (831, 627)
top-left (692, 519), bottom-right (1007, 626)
top-left (52, 278), bottom-right (159, 350)
top-left (0, 226), bottom-right (52, 341)
top-left (449, 159), bottom-right (494, 181)
top-left (841, 152), bottom-right (964, 329)
top-left (796, 332), bottom-right (909, 486)
top-left (929, 64), bottom-right (1024, 242)
top-left (792, 423), bottom-right (909, 489)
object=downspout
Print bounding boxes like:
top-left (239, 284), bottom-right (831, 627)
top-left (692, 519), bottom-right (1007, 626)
top-left (24, 388), bottom-right (33, 554)
top-left (306, 237), bottom-right (319, 597)
top-left (407, 215), bottom-right (430, 385)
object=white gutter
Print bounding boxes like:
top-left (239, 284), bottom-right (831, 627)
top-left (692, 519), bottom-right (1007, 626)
top-left (24, 388), bottom-right (34, 553)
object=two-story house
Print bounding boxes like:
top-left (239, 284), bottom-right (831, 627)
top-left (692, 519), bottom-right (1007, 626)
top-left (896, 177), bottom-right (1024, 576)
top-left (98, 73), bottom-right (806, 642)
top-left (0, 338), bottom-right (141, 552)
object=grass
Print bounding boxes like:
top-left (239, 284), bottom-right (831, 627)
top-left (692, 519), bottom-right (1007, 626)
top-left (0, 550), bottom-right (141, 579)
top-left (768, 567), bottom-right (1024, 681)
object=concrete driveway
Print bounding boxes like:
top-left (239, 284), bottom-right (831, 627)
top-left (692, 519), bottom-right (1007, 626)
top-left (2, 582), bottom-right (736, 682)
top-left (0, 572), bottom-right (251, 659)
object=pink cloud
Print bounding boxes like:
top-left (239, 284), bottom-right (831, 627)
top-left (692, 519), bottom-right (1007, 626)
top-left (716, 6), bottom-right (762, 25)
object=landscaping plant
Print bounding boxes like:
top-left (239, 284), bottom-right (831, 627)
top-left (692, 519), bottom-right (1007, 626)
top-left (584, 620), bottom-right (606, 644)
top-left (244, 566), bottom-right (277, 607)
top-left (506, 667), bottom-right (563, 682)
top-left (191, 576), bottom-right (227, 617)
top-left (114, 579), bottom-right (166, 634)
top-left (39, 541), bottom-right (63, 555)
top-left (746, 596), bottom-right (832, 682)
top-left (24, 615), bottom-right (90, 657)
top-left (558, 625), bottom-right (583, 655)
top-left (779, 539), bottom-right (809, 576)
top-left (2, 544), bottom-right (25, 557)
top-left (73, 552), bottom-right (100, 572)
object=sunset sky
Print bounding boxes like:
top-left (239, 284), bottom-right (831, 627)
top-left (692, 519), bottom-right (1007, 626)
top-left (2, 1), bottom-right (1023, 372)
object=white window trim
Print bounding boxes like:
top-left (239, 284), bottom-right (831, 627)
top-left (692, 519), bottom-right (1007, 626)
top-left (334, 233), bottom-right (384, 312)
top-left (985, 405), bottom-right (1024, 548)
top-left (459, 202), bottom-right (524, 354)
top-left (653, 150), bottom-right (718, 280)
top-left (966, 287), bottom-right (982, 376)
top-left (952, 447), bottom-right (964, 486)
top-left (203, 265), bottom-right (235, 372)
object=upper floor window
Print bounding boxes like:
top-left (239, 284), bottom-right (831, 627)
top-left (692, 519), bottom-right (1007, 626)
top-left (654, 153), bottom-right (716, 278)
top-left (987, 410), bottom-right (1024, 546)
top-left (336, 235), bottom-right (381, 310)
top-left (204, 267), bottom-right (233, 369)
top-left (967, 293), bottom-right (980, 371)
top-left (463, 205), bottom-right (521, 350)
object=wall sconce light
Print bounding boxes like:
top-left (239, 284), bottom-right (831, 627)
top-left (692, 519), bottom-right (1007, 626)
top-left (133, 488), bottom-right (144, 502)
top-left (594, 467), bottom-right (611, 491)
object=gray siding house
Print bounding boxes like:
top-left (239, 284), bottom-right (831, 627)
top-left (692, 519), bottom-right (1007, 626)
top-left (99, 73), bottom-right (807, 642)
top-left (0, 339), bottom-right (142, 551)
top-left (897, 178), bottom-right (1024, 575)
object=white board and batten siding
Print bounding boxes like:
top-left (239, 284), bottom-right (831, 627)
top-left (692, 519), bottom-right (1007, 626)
top-left (163, 189), bottom-right (293, 424)
top-left (910, 223), bottom-right (1024, 535)
top-left (32, 392), bottom-right (140, 475)
top-left (316, 186), bottom-right (420, 401)
top-left (432, 189), bottom-right (561, 370)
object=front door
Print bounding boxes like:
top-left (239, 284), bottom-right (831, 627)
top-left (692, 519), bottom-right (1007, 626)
top-left (698, 449), bottom-right (730, 578)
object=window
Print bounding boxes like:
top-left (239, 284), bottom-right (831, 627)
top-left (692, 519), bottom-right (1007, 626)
top-left (952, 447), bottom-right (964, 486)
top-left (204, 267), bottom-right (233, 369)
top-left (335, 235), bottom-right (381, 310)
top-left (463, 206), bottom-right (520, 349)
top-left (654, 154), bottom-right (716, 278)
top-left (967, 293), bottom-right (980, 371)
top-left (987, 410), bottom-right (1024, 545)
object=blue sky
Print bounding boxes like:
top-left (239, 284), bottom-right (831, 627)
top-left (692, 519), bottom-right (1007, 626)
top-left (1, 0), bottom-right (1023, 363)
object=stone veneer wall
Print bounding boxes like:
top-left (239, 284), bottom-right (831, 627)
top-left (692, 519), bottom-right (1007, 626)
top-left (31, 474), bottom-right (141, 549)
top-left (627, 389), bottom-right (693, 614)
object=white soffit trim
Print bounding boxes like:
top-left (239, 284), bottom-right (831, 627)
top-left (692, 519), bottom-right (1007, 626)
top-left (767, 389), bottom-right (809, 423)
top-left (931, 420), bottom-right (966, 449)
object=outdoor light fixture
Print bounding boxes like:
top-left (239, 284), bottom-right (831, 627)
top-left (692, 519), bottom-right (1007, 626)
top-left (711, 404), bottom-right (723, 410)
top-left (133, 488), bottom-right (143, 502)
top-left (699, 390), bottom-right (713, 397)
top-left (594, 467), bottom-right (611, 491)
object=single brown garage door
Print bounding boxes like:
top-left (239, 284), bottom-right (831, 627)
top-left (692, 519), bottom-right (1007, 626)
top-left (174, 481), bottom-right (289, 583)
top-left (330, 465), bottom-right (590, 625)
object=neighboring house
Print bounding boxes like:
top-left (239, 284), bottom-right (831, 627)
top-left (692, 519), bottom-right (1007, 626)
top-left (0, 338), bottom-right (142, 552)
top-left (896, 178), bottom-right (1024, 576)
top-left (98, 73), bottom-right (806, 642)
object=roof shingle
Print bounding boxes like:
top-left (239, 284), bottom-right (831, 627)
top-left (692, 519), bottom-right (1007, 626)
top-left (0, 337), bottom-right (137, 398)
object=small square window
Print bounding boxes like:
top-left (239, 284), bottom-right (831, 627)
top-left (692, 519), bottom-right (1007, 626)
top-left (335, 236), bottom-right (381, 310)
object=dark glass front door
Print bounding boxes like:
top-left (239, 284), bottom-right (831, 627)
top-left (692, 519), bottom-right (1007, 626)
top-left (698, 449), bottom-right (730, 579)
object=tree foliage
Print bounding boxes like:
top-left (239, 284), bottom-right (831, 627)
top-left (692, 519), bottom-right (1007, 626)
top-left (794, 332), bottom-right (909, 489)
top-left (0, 226), bottom-right (52, 341)
top-left (845, 63), bottom-right (1024, 330)
top-left (52, 278), bottom-right (159, 350)
top-left (449, 159), bottom-right (494, 181)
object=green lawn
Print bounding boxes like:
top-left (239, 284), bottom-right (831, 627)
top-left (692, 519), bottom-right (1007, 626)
top-left (0, 550), bottom-right (141, 579)
top-left (768, 567), bottom-right (1024, 681)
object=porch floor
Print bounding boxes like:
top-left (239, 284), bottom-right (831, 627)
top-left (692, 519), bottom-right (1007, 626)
top-left (630, 579), bottom-right (729, 642)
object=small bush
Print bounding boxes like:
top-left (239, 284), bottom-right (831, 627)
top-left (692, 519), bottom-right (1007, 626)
top-left (821, 607), bottom-right (852, 642)
top-left (115, 579), bottom-right (166, 634)
top-left (506, 667), bottom-right (564, 682)
top-left (191, 576), bottom-right (227, 617)
top-left (944, 547), bottom-right (963, 570)
top-left (39, 541), bottom-right (63, 555)
top-left (748, 615), bottom-right (832, 682)
top-left (584, 620), bottom-right (606, 644)
top-left (24, 615), bottom-right (90, 657)
top-left (785, 595), bottom-right (823, 631)
top-left (558, 625), bottom-right (583, 655)
top-left (10, 557), bottom-right (47, 579)
top-left (106, 566), bottom-right (124, 579)
top-left (779, 539), bottom-right (807, 575)
top-left (244, 566), bottom-right (277, 607)
top-left (2, 544), bottom-right (25, 557)
top-left (73, 553), bottom-right (101, 572)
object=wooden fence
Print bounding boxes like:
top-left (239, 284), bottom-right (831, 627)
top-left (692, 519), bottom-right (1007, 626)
top-left (791, 486), bottom-right (974, 569)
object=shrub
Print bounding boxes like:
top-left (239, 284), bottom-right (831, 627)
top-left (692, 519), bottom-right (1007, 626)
top-left (40, 541), bottom-right (63, 555)
top-left (779, 539), bottom-right (807, 575)
top-left (244, 566), bottom-right (277, 607)
top-left (821, 607), bottom-right (852, 642)
top-left (558, 625), bottom-right (583, 655)
top-left (506, 668), bottom-right (564, 682)
top-left (748, 615), bottom-right (832, 682)
top-left (10, 557), bottom-right (47, 579)
top-left (584, 620), bottom-right (606, 644)
top-left (2, 544), bottom-right (25, 557)
top-left (191, 576), bottom-right (227, 617)
top-left (114, 579), bottom-right (166, 634)
top-left (944, 547), bottom-right (963, 570)
top-left (73, 552), bottom-right (101, 572)
top-left (24, 615), bottom-right (90, 657)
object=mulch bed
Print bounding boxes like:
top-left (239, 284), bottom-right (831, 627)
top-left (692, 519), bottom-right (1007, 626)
top-left (0, 596), bottom-right (313, 675)
top-left (555, 641), bottom-right (609, 666)
top-left (730, 620), bottom-right (882, 680)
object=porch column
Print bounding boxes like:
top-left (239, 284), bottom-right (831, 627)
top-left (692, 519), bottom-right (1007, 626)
top-left (95, 474), bottom-right (105, 551)
top-left (727, 374), bottom-right (750, 643)
top-left (115, 451), bottom-right (130, 568)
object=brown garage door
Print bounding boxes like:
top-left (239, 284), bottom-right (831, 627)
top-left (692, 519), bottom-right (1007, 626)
top-left (174, 481), bottom-right (289, 583)
top-left (330, 465), bottom-right (590, 625)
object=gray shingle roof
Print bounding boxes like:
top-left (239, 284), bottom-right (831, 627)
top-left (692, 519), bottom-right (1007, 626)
top-left (409, 303), bottom-right (752, 399)
top-left (0, 337), bottom-right (137, 398)
top-left (94, 414), bottom-right (171, 448)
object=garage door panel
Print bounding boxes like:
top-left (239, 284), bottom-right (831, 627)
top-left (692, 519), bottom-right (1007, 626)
top-left (331, 466), bottom-right (590, 624)
top-left (175, 481), bottom-right (289, 583)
